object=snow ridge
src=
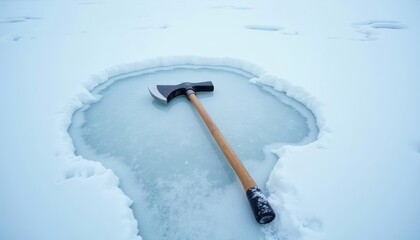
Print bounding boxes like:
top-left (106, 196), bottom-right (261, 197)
top-left (61, 56), bottom-right (326, 240)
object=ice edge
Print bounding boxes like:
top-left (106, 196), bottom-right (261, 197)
top-left (59, 56), bottom-right (327, 240)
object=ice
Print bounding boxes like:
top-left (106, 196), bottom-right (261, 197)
top-left (350, 20), bottom-right (406, 41)
top-left (68, 65), bottom-right (318, 240)
top-left (2, 0), bottom-right (419, 239)
top-left (245, 25), bottom-right (284, 32)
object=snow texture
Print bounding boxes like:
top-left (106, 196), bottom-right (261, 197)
top-left (67, 61), bottom-right (320, 240)
top-left (1, 0), bottom-right (420, 240)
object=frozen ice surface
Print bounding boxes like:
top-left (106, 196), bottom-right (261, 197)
top-left (245, 25), bottom-right (284, 32)
top-left (2, 0), bottom-right (420, 239)
top-left (69, 65), bottom-right (318, 240)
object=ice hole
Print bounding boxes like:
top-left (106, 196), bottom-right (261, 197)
top-left (68, 64), bottom-right (318, 240)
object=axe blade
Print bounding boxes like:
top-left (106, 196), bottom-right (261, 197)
top-left (148, 81), bottom-right (214, 104)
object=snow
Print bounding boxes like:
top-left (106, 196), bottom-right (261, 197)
top-left (1, 0), bottom-right (420, 240)
top-left (67, 64), bottom-right (319, 239)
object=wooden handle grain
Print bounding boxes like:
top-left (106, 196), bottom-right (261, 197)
top-left (188, 93), bottom-right (256, 191)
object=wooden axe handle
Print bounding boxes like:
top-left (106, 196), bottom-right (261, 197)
top-left (188, 92), bottom-right (256, 190)
top-left (187, 92), bottom-right (276, 224)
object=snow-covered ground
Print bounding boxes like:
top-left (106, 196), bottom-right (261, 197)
top-left (1, 0), bottom-right (420, 239)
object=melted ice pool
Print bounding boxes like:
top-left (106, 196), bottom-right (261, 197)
top-left (68, 65), bottom-right (318, 240)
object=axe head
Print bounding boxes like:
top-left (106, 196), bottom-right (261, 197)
top-left (148, 81), bottom-right (214, 104)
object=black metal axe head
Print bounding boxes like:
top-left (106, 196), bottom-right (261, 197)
top-left (148, 81), bottom-right (214, 104)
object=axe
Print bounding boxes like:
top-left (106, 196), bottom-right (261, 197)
top-left (148, 81), bottom-right (276, 224)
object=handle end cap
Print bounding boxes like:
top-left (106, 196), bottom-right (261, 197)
top-left (246, 186), bottom-right (276, 224)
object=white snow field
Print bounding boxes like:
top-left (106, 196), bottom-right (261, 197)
top-left (1, 0), bottom-right (420, 240)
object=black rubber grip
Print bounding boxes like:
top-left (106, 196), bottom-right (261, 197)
top-left (246, 186), bottom-right (276, 224)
